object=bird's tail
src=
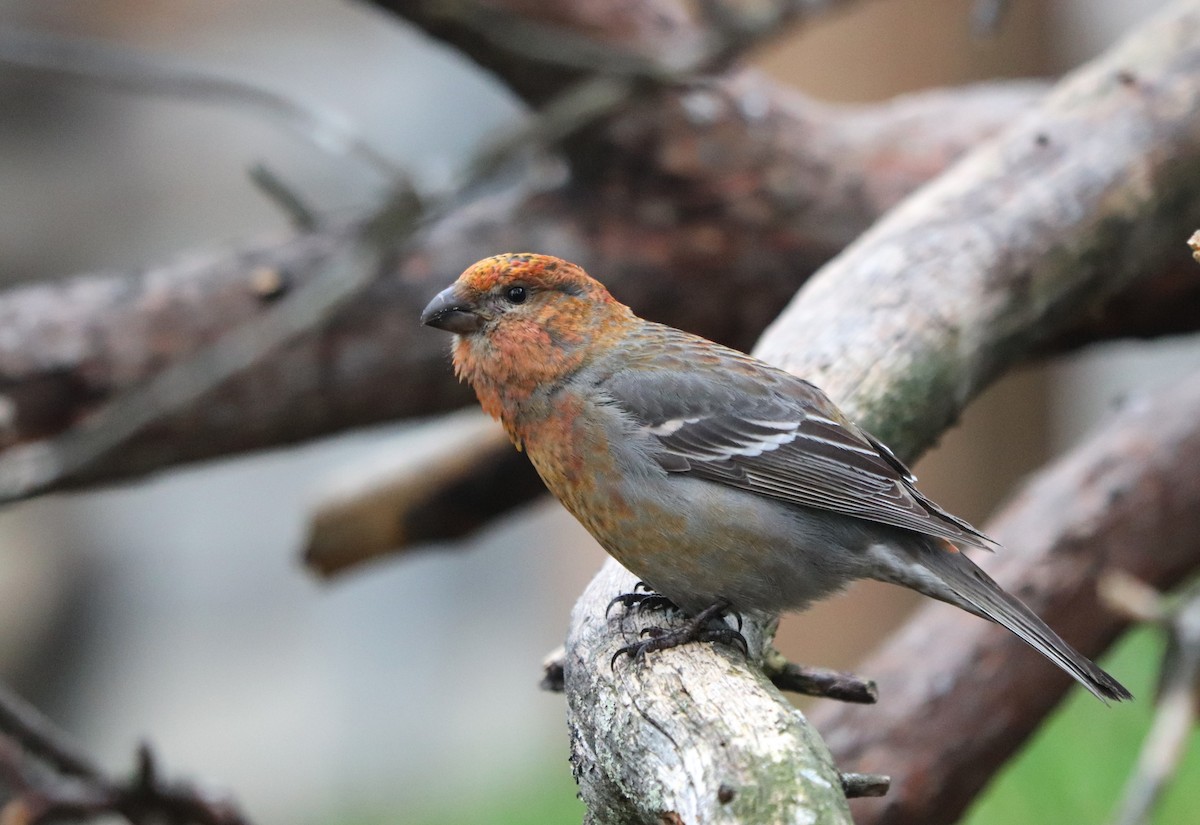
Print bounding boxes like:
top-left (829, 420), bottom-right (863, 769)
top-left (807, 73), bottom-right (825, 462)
top-left (913, 545), bottom-right (1132, 703)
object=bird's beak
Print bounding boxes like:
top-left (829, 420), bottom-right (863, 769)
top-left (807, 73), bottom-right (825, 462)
top-left (420, 285), bottom-right (483, 334)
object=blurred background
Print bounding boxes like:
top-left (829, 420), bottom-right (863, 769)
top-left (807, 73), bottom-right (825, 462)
top-left (0, 0), bottom-right (1196, 823)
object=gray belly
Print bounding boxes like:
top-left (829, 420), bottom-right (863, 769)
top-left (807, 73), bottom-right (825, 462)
top-left (593, 474), bottom-right (874, 616)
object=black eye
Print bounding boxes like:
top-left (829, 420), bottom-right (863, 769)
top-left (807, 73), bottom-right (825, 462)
top-left (505, 285), bottom-right (528, 304)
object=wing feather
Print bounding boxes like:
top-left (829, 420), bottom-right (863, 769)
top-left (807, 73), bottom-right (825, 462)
top-left (604, 328), bottom-right (999, 551)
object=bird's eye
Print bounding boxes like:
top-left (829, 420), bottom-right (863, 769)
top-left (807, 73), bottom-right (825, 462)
top-left (505, 285), bottom-right (528, 304)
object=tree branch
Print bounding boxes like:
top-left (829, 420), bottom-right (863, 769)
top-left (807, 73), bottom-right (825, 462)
top-left (0, 28), bottom-right (401, 179)
top-left (752, 0), bottom-right (1200, 448)
top-left (370, 0), bottom-right (862, 106)
top-left (0, 683), bottom-right (247, 825)
top-left (0, 225), bottom-right (399, 500)
top-left (0, 683), bottom-right (99, 782)
top-left (303, 410), bottom-right (541, 575)
top-left (1105, 576), bottom-right (1200, 825)
top-left (563, 563), bottom-right (854, 824)
top-left (1042, 261), bottom-right (1200, 353)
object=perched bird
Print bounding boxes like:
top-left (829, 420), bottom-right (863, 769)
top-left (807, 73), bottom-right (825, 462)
top-left (421, 253), bottom-right (1131, 702)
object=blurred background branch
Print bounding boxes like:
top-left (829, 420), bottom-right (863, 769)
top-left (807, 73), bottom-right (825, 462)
top-left (0, 27), bottom-right (403, 180)
top-left (0, 682), bottom-right (247, 825)
top-left (1104, 574), bottom-right (1200, 825)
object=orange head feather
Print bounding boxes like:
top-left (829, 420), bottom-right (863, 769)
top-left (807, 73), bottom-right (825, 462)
top-left (421, 254), bottom-right (635, 439)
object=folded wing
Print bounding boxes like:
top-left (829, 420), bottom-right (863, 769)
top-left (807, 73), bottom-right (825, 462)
top-left (603, 329), bottom-right (1000, 551)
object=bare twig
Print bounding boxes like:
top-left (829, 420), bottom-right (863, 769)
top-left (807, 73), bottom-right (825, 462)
top-left (764, 658), bottom-right (878, 704)
top-left (1107, 578), bottom-right (1200, 825)
top-left (840, 773), bottom-right (890, 799)
top-left (248, 164), bottom-right (320, 232)
top-left (0, 686), bottom-right (247, 825)
top-left (0, 27), bottom-right (401, 180)
top-left (0, 683), bottom-right (99, 781)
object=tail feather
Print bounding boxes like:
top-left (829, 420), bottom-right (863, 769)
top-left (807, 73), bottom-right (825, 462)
top-left (915, 547), bottom-right (1132, 703)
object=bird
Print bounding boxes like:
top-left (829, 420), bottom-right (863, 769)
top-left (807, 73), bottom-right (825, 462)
top-left (420, 252), bottom-right (1131, 702)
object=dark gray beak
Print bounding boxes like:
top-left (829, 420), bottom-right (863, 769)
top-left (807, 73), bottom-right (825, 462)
top-left (420, 286), bottom-right (483, 334)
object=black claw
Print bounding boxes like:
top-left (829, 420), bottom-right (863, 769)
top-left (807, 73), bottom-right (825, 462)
top-left (606, 588), bottom-right (678, 619)
top-left (605, 592), bottom-right (641, 618)
top-left (702, 627), bottom-right (750, 657)
top-left (635, 595), bottom-right (676, 615)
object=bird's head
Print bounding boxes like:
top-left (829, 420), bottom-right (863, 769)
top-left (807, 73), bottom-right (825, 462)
top-left (420, 253), bottom-right (621, 336)
top-left (421, 254), bottom-right (633, 418)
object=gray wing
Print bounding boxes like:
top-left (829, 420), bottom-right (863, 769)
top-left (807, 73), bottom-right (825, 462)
top-left (602, 342), bottom-right (1000, 551)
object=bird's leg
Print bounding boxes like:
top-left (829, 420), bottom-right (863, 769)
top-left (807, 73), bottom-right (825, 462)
top-left (611, 599), bottom-right (748, 666)
top-left (605, 582), bottom-right (677, 618)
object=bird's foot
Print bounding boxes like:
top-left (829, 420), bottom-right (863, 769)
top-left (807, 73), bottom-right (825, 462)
top-left (605, 583), bottom-right (678, 619)
top-left (611, 599), bottom-right (748, 666)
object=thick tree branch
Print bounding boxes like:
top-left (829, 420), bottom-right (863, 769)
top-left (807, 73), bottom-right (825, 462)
top-left (813, 369), bottom-right (1200, 825)
top-left (563, 563), bottom-right (854, 824)
top-left (303, 410), bottom-right (540, 575)
top-left (753, 0), bottom-right (1200, 448)
top-left (0, 225), bottom-right (401, 500)
top-left (563, 2), bottom-right (1200, 817)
